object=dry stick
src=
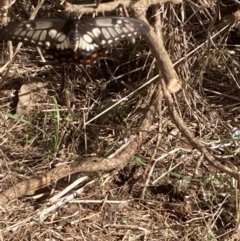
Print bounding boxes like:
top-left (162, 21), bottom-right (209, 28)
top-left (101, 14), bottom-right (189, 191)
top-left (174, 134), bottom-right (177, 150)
top-left (2, 0), bottom-right (235, 207)
top-left (114, 83), bottom-right (160, 171)
top-left (131, 1), bottom-right (181, 93)
top-left (64, 0), bottom-right (182, 13)
top-left (0, 0), bottom-right (180, 207)
top-left (161, 79), bottom-right (240, 180)
top-left (0, 81), bottom-right (159, 207)
top-left (133, 0), bottom-right (240, 180)
top-left (0, 157), bottom-right (118, 206)
top-left (132, 0), bottom-right (240, 179)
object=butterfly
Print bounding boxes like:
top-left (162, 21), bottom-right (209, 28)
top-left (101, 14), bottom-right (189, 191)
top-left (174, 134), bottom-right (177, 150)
top-left (0, 17), bottom-right (150, 65)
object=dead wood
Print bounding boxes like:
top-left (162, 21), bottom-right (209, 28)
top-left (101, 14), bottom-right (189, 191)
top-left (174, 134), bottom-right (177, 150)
top-left (0, 0), bottom-right (182, 207)
top-left (0, 82), bottom-right (160, 206)
top-left (64, 0), bottom-right (182, 14)
top-left (1, 0), bottom-right (239, 215)
top-left (161, 79), bottom-right (240, 180)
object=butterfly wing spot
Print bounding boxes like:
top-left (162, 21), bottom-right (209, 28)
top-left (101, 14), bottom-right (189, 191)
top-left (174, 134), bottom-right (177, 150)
top-left (47, 47), bottom-right (101, 65)
top-left (86, 43), bottom-right (90, 51)
top-left (33, 30), bottom-right (42, 41)
top-left (91, 52), bottom-right (98, 58)
top-left (55, 33), bottom-right (66, 42)
top-left (80, 38), bottom-right (87, 50)
top-left (115, 27), bottom-right (123, 36)
top-left (26, 24), bottom-right (32, 29)
top-left (116, 20), bottom-right (123, 24)
top-left (100, 39), bottom-right (106, 45)
top-left (82, 42), bottom-right (95, 52)
top-left (89, 43), bottom-right (96, 51)
top-left (122, 27), bottom-right (130, 34)
top-left (107, 28), bottom-right (117, 38)
top-left (48, 29), bottom-right (58, 39)
top-left (20, 30), bottom-right (27, 36)
top-left (63, 38), bottom-right (71, 49)
top-left (101, 28), bottom-right (111, 40)
top-left (125, 24), bottom-right (135, 32)
top-left (26, 31), bottom-right (34, 38)
top-left (56, 42), bottom-right (64, 50)
top-left (80, 58), bottom-right (91, 64)
top-left (14, 28), bottom-right (24, 36)
top-left (83, 34), bottom-right (93, 43)
top-left (45, 41), bottom-right (51, 47)
top-left (92, 28), bottom-right (102, 38)
top-left (39, 30), bottom-right (47, 41)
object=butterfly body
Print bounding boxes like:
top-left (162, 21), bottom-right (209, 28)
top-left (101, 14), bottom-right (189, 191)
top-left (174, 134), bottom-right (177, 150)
top-left (0, 17), bottom-right (150, 64)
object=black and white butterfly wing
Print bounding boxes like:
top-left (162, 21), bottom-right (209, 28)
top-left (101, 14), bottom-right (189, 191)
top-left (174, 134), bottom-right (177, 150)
top-left (78, 17), bottom-right (150, 46)
top-left (59, 17), bottom-right (150, 64)
top-left (0, 19), bottom-right (69, 48)
top-left (0, 17), bottom-right (150, 64)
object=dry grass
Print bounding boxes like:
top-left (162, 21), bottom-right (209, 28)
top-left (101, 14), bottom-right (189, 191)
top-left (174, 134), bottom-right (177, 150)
top-left (0, 0), bottom-right (240, 240)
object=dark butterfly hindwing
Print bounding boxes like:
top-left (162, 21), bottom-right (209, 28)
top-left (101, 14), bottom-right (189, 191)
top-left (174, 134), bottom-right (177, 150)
top-left (0, 17), bottom-right (150, 64)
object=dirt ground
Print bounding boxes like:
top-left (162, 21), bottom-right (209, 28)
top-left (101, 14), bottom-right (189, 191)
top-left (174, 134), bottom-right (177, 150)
top-left (0, 0), bottom-right (240, 240)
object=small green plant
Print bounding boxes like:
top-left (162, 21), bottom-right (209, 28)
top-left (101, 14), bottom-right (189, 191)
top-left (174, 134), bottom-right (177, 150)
top-left (51, 97), bottom-right (60, 152)
top-left (2, 96), bottom-right (61, 153)
top-left (132, 155), bottom-right (146, 165)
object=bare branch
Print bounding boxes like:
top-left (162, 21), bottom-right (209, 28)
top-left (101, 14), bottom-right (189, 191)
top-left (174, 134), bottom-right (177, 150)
top-left (64, 0), bottom-right (182, 14)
